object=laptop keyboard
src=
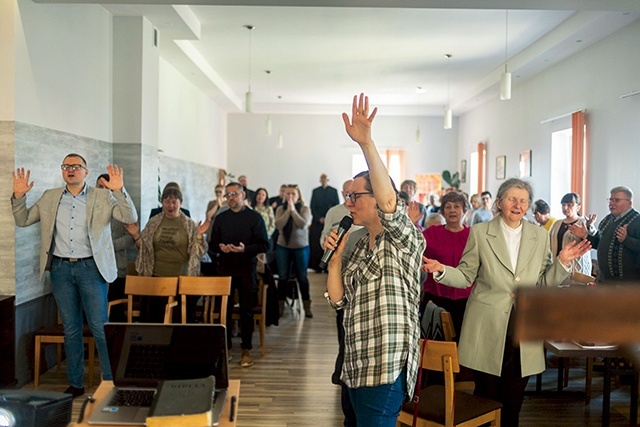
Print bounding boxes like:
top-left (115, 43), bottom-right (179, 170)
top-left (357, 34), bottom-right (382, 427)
top-left (124, 344), bottom-right (170, 379)
top-left (108, 389), bottom-right (156, 407)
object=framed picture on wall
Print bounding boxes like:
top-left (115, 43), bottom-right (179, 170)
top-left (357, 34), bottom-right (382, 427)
top-left (519, 150), bottom-right (532, 177)
top-left (496, 155), bottom-right (506, 180)
top-left (460, 159), bottom-right (467, 183)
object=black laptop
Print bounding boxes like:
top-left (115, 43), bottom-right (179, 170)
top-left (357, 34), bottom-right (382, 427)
top-left (88, 323), bottom-right (229, 426)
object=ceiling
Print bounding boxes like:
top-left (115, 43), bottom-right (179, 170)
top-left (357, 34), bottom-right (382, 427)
top-left (36, 0), bottom-right (640, 116)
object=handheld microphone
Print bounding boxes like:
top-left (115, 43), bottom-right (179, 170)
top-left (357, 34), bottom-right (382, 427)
top-left (319, 215), bottom-right (353, 270)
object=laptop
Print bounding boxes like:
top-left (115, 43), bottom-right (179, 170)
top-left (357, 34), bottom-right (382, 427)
top-left (88, 323), bottom-right (229, 426)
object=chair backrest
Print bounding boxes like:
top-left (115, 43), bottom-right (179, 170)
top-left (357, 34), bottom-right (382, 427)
top-left (420, 340), bottom-right (460, 373)
top-left (440, 310), bottom-right (456, 342)
top-left (420, 339), bottom-right (461, 426)
top-left (124, 275), bottom-right (179, 323)
top-left (178, 276), bottom-right (232, 325)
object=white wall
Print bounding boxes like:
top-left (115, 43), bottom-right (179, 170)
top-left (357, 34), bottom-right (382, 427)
top-left (158, 57), bottom-right (227, 169)
top-left (14, 0), bottom-right (112, 141)
top-left (227, 113), bottom-right (458, 202)
top-left (458, 18), bottom-right (640, 220)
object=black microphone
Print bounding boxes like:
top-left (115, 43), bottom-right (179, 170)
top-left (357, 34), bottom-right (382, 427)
top-left (319, 215), bottom-right (353, 270)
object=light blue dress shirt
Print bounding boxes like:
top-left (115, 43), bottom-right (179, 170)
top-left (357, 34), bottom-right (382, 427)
top-left (52, 184), bottom-right (93, 258)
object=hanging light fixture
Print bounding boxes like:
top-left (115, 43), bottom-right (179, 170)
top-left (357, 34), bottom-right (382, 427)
top-left (244, 25), bottom-right (255, 113)
top-left (500, 10), bottom-right (511, 100)
top-left (276, 132), bottom-right (284, 149)
top-left (444, 54), bottom-right (453, 130)
top-left (265, 70), bottom-right (272, 135)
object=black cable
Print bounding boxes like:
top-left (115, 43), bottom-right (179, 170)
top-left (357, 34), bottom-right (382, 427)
top-left (77, 395), bottom-right (96, 423)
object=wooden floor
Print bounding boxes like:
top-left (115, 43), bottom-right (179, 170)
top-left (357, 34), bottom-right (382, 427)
top-left (24, 272), bottom-right (638, 426)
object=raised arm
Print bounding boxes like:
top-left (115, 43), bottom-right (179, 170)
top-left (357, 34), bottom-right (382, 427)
top-left (12, 168), bottom-right (34, 199)
top-left (342, 93), bottom-right (396, 213)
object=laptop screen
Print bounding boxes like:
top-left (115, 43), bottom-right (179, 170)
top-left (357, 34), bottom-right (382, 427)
top-left (104, 323), bottom-right (229, 389)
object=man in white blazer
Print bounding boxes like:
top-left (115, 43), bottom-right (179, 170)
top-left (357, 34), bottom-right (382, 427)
top-left (11, 153), bottom-right (138, 397)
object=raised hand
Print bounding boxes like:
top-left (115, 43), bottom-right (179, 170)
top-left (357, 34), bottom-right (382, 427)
top-left (407, 201), bottom-right (422, 225)
top-left (585, 214), bottom-right (597, 228)
top-left (421, 256), bottom-right (445, 274)
top-left (616, 224), bottom-right (628, 242)
top-left (341, 93), bottom-right (378, 146)
top-left (100, 164), bottom-right (124, 191)
top-left (568, 221), bottom-right (588, 239)
top-left (197, 219), bottom-right (211, 237)
top-left (12, 168), bottom-right (35, 198)
top-left (557, 239), bottom-right (592, 265)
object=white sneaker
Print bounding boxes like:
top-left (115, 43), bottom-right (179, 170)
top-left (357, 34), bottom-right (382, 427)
top-left (240, 349), bottom-right (254, 368)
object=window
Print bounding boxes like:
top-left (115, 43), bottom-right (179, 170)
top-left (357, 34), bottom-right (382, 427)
top-left (352, 149), bottom-right (405, 187)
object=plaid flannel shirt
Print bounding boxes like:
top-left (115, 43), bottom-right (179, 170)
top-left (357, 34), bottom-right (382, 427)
top-left (332, 200), bottom-right (425, 396)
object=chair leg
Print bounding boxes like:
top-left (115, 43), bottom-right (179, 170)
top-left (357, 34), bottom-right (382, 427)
top-left (260, 319), bottom-right (266, 357)
top-left (34, 337), bottom-right (41, 388)
top-left (56, 343), bottom-right (62, 373)
top-left (88, 338), bottom-right (95, 388)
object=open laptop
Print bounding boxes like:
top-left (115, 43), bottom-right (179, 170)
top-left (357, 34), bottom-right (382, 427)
top-left (88, 323), bottom-right (229, 426)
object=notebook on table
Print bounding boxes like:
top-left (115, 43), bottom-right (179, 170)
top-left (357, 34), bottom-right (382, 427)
top-left (88, 323), bottom-right (229, 426)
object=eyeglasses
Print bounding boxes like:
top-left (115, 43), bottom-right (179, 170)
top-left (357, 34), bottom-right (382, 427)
top-left (224, 191), bottom-right (240, 199)
top-left (61, 164), bottom-right (86, 172)
top-left (607, 198), bottom-right (630, 203)
top-left (345, 192), bottom-right (373, 203)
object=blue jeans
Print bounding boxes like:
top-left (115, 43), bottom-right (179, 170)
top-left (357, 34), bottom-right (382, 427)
top-left (50, 257), bottom-right (112, 387)
top-left (275, 245), bottom-right (310, 300)
top-left (348, 366), bottom-right (407, 427)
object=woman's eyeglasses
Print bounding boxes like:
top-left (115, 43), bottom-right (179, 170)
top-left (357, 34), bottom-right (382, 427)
top-left (345, 192), bottom-right (373, 203)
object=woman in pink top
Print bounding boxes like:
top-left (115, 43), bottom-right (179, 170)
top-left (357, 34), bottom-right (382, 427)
top-left (422, 191), bottom-right (473, 337)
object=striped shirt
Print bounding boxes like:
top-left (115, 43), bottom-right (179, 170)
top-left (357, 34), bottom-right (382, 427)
top-left (332, 201), bottom-right (425, 396)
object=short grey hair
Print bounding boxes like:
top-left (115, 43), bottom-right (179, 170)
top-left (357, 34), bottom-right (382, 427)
top-left (610, 186), bottom-right (633, 201)
top-left (494, 178), bottom-right (534, 214)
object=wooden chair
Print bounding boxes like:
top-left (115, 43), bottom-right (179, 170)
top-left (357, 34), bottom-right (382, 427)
top-left (232, 276), bottom-right (268, 356)
top-left (397, 340), bottom-right (502, 427)
top-left (177, 276), bottom-right (231, 325)
top-left (439, 311), bottom-right (475, 392)
top-left (107, 276), bottom-right (179, 324)
top-left (34, 315), bottom-right (95, 388)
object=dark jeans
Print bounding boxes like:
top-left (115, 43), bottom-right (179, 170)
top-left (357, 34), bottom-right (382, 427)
top-left (348, 366), bottom-right (407, 427)
top-left (226, 273), bottom-right (258, 351)
top-left (50, 257), bottom-right (112, 387)
top-left (276, 245), bottom-right (310, 301)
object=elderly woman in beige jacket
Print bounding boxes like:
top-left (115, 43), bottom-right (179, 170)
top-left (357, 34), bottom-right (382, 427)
top-left (423, 178), bottom-right (591, 427)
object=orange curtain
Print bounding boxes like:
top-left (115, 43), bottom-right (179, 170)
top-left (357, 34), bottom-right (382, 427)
top-left (571, 112), bottom-right (586, 211)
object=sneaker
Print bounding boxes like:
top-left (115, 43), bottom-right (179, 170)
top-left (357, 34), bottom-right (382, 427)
top-left (63, 385), bottom-right (85, 398)
top-left (240, 349), bottom-right (254, 368)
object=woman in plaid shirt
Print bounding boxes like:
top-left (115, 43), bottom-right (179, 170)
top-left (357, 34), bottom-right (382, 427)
top-left (325, 94), bottom-right (425, 426)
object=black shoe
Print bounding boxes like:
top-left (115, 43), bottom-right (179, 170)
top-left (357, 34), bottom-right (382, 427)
top-left (64, 386), bottom-right (85, 398)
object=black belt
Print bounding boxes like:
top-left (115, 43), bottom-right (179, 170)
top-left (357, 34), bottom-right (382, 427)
top-left (53, 255), bottom-right (93, 263)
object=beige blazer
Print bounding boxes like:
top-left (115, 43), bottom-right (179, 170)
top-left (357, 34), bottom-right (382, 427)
top-left (437, 216), bottom-right (569, 377)
top-left (12, 186), bottom-right (138, 283)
